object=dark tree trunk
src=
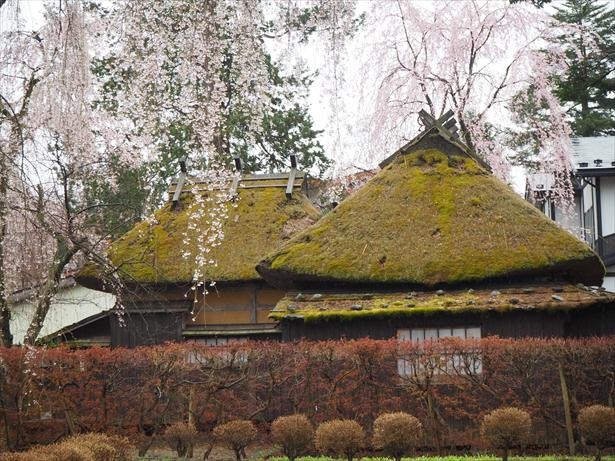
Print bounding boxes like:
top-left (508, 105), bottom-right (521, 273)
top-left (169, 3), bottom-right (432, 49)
top-left (23, 239), bottom-right (76, 345)
top-left (202, 441), bottom-right (214, 460)
top-left (0, 155), bottom-right (12, 348)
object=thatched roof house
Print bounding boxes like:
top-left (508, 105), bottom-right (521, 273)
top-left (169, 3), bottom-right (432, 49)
top-left (78, 164), bottom-right (320, 346)
top-left (257, 112), bottom-right (615, 341)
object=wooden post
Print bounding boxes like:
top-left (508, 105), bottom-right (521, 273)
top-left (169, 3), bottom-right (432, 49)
top-left (172, 156), bottom-right (188, 208)
top-left (286, 155), bottom-right (298, 199)
top-left (187, 386), bottom-right (196, 458)
top-left (559, 361), bottom-right (575, 455)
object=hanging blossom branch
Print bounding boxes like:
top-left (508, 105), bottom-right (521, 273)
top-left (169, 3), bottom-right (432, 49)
top-left (183, 166), bottom-right (235, 306)
top-left (0, 0), bottom-right (141, 345)
top-left (360, 0), bottom-right (588, 202)
top-left (102, 0), bottom-right (357, 292)
top-left (102, 0), bottom-right (269, 164)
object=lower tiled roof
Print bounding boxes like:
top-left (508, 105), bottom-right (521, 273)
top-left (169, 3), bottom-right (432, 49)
top-left (269, 284), bottom-right (615, 323)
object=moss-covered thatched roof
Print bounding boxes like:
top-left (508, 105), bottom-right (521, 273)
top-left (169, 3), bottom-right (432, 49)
top-left (258, 135), bottom-right (604, 288)
top-left (78, 174), bottom-right (320, 288)
top-left (269, 285), bottom-right (615, 323)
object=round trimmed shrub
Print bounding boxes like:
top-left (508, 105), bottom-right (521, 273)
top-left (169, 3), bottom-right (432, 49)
top-left (0, 433), bottom-right (132, 461)
top-left (65, 436), bottom-right (114, 461)
top-left (164, 422), bottom-right (199, 457)
top-left (32, 443), bottom-right (95, 461)
top-left (373, 412), bottom-right (423, 461)
top-left (481, 407), bottom-right (531, 461)
top-left (315, 419), bottom-right (365, 461)
top-left (67, 433), bottom-right (132, 461)
top-left (213, 419), bottom-right (257, 461)
top-left (271, 414), bottom-right (314, 461)
top-left (578, 405), bottom-right (615, 461)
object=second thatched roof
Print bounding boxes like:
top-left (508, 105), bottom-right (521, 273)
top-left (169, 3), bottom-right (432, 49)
top-left (258, 131), bottom-right (604, 288)
top-left (78, 172), bottom-right (321, 289)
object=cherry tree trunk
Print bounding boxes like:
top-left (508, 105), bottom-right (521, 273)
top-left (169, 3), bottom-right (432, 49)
top-left (0, 156), bottom-right (12, 347)
top-left (558, 361), bottom-right (575, 455)
top-left (23, 240), bottom-right (76, 345)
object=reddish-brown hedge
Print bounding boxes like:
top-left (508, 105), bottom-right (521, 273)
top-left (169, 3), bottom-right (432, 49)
top-left (0, 337), bottom-right (613, 454)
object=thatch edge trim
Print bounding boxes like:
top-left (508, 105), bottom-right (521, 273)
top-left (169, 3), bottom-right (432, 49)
top-left (257, 253), bottom-right (606, 290)
top-left (270, 298), bottom-right (615, 324)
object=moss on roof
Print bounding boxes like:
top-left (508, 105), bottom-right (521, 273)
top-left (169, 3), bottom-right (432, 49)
top-left (79, 187), bottom-right (320, 286)
top-left (269, 285), bottom-right (615, 324)
top-left (258, 147), bottom-right (604, 287)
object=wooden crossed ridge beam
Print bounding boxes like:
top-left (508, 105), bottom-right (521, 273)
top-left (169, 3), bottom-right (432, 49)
top-left (379, 108), bottom-right (492, 172)
top-left (418, 109), bottom-right (491, 172)
top-left (171, 156), bottom-right (188, 207)
top-left (286, 154), bottom-right (298, 199)
top-left (229, 156), bottom-right (242, 196)
top-left (171, 153), bottom-right (301, 204)
top-left (418, 109), bottom-right (460, 139)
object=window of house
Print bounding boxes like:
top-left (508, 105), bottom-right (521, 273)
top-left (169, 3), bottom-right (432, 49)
top-left (397, 326), bottom-right (482, 376)
top-left (187, 337), bottom-right (249, 366)
top-left (201, 337), bottom-right (248, 346)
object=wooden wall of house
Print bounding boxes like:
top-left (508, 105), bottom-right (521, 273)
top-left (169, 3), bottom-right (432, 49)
top-left (189, 282), bottom-right (283, 326)
top-left (105, 282), bottom-right (284, 346)
top-left (110, 311), bottom-right (185, 347)
top-left (281, 304), bottom-right (615, 341)
top-left (565, 304), bottom-right (615, 337)
top-left (56, 316), bottom-right (111, 347)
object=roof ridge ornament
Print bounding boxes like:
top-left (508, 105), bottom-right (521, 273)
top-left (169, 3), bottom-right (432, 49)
top-left (379, 108), bottom-right (492, 173)
top-left (418, 109), bottom-right (458, 139)
top-left (172, 156), bottom-right (189, 207)
top-left (286, 154), bottom-right (298, 199)
top-left (229, 156), bottom-right (243, 197)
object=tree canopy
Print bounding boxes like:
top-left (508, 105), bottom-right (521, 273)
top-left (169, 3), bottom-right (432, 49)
top-left (553, 0), bottom-right (615, 136)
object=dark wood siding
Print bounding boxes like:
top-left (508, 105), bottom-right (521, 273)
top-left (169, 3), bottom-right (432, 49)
top-left (111, 311), bottom-right (184, 347)
top-left (281, 305), bottom-right (614, 341)
top-left (54, 316), bottom-right (111, 346)
top-left (565, 305), bottom-right (615, 337)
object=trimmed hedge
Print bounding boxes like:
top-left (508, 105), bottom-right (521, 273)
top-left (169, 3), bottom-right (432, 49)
top-left (0, 337), bottom-right (613, 454)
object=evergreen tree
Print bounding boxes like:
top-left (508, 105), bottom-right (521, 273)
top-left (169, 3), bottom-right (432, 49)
top-left (225, 55), bottom-right (329, 176)
top-left (554, 0), bottom-right (615, 136)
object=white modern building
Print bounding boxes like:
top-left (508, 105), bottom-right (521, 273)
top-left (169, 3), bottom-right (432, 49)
top-left (9, 278), bottom-right (115, 345)
top-left (526, 137), bottom-right (615, 292)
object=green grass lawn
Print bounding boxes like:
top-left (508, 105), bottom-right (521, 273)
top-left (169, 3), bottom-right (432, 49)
top-left (138, 456), bottom-right (615, 461)
top-left (267, 457), bottom-right (614, 461)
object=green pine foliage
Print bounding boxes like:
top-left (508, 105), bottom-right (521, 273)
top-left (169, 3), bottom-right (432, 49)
top-left (553, 0), bottom-right (615, 136)
top-left (223, 55), bottom-right (330, 177)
